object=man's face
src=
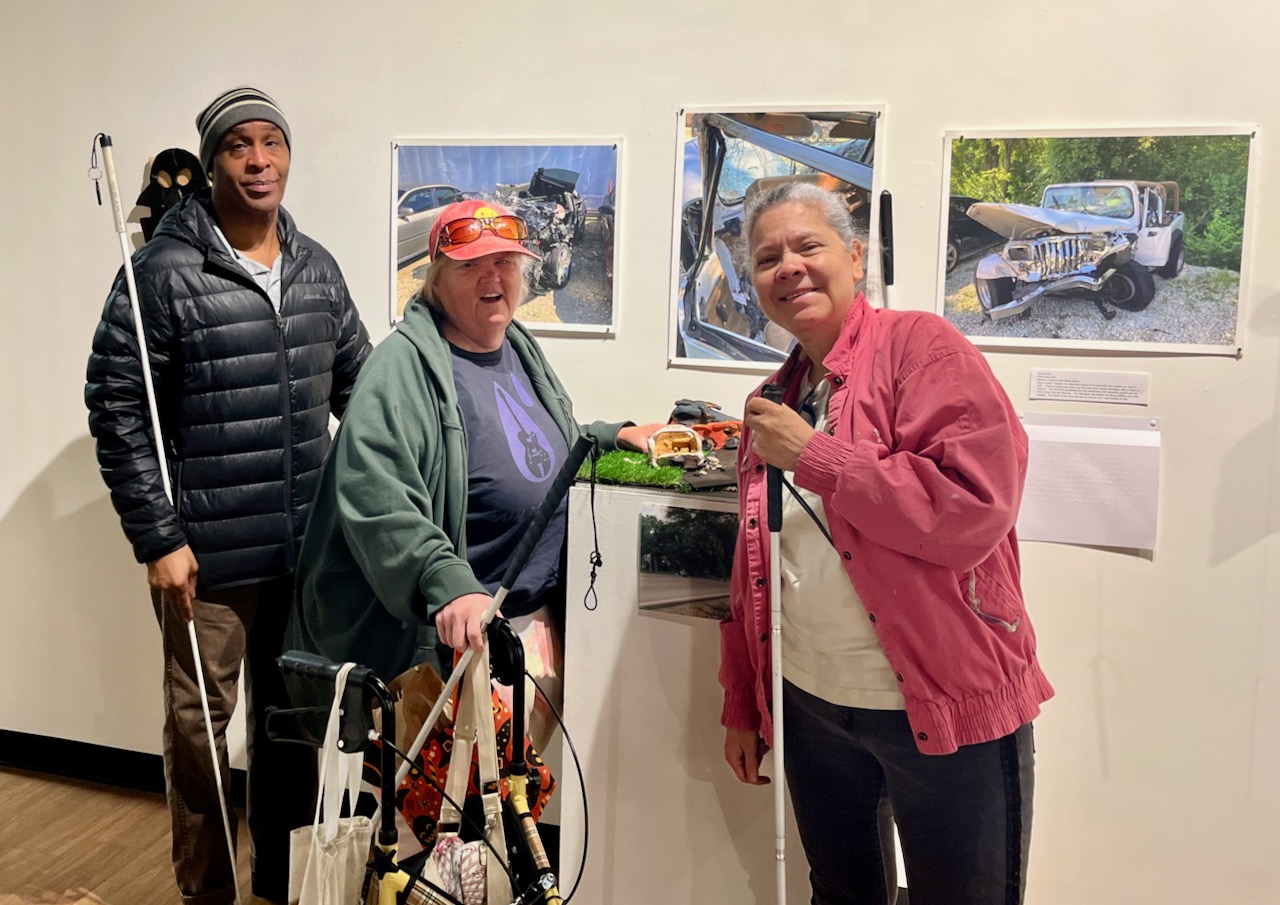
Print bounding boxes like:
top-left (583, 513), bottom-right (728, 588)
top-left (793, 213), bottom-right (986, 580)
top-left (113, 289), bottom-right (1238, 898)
top-left (209, 121), bottom-right (290, 219)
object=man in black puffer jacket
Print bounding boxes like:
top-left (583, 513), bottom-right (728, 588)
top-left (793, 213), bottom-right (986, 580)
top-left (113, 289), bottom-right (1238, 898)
top-left (85, 87), bottom-right (371, 905)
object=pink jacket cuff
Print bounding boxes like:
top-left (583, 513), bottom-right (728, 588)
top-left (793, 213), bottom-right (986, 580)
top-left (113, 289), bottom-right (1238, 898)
top-left (795, 429), bottom-right (869, 496)
top-left (721, 693), bottom-right (761, 731)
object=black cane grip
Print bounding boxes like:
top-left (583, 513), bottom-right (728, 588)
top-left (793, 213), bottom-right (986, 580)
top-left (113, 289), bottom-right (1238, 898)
top-left (879, 189), bottom-right (895, 286)
top-left (761, 384), bottom-right (785, 531)
top-left (500, 433), bottom-right (597, 589)
top-left (277, 650), bottom-right (342, 681)
top-left (98, 134), bottom-right (113, 147)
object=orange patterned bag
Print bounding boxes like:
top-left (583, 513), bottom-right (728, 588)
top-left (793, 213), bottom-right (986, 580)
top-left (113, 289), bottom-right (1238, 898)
top-left (362, 660), bottom-right (556, 849)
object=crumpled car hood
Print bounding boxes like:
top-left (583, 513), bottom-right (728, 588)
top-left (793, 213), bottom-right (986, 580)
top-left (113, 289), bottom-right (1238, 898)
top-left (966, 202), bottom-right (1126, 240)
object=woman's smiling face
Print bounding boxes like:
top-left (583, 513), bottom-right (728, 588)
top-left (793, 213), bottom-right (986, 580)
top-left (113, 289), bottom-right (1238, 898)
top-left (434, 252), bottom-right (526, 352)
top-left (749, 200), bottom-right (864, 349)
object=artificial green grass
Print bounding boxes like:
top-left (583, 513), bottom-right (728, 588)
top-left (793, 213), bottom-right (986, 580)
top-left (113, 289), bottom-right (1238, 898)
top-left (575, 449), bottom-right (691, 491)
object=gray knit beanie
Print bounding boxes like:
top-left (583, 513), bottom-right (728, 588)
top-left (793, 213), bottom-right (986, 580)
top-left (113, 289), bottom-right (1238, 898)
top-left (195, 86), bottom-right (292, 175)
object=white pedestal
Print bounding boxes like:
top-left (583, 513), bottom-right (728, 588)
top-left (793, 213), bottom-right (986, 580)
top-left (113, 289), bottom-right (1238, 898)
top-left (558, 483), bottom-right (811, 904)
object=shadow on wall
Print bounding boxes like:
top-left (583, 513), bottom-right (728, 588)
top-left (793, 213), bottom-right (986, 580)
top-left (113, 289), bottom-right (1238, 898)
top-left (1212, 288), bottom-right (1280, 567)
top-left (0, 436), bottom-right (162, 749)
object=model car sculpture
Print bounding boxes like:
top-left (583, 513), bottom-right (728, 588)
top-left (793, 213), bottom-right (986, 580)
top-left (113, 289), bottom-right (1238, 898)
top-left (968, 180), bottom-right (1185, 320)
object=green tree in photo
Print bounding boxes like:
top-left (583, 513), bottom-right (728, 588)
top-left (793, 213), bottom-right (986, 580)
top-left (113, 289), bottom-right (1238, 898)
top-left (949, 137), bottom-right (1050, 203)
top-left (949, 134), bottom-right (1250, 270)
top-left (640, 509), bottom-right (737, 581)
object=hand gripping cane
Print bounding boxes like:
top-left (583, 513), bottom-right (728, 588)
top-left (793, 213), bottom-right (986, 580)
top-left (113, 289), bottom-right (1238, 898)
top-left (762, 382), bottom-right (788, 905)
top-left (95, 135), bottom-right (242, 904)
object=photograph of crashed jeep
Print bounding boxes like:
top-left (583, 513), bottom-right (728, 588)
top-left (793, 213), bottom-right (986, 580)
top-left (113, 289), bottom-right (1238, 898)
top-left (671, 109), bottom-right (881, 367)
top-left (390, 140), bottom-right (619, 330)
top-left (939, 129), bottom-right (1255, 354)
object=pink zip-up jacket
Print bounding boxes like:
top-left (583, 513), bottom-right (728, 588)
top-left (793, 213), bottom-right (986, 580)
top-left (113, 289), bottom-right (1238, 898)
top-left (720, 294), bottom-right (1053, 755)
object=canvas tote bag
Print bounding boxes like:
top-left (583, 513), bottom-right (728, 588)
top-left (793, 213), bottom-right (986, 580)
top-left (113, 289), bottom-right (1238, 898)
top-left (288, 661), bottom-right (375, 905)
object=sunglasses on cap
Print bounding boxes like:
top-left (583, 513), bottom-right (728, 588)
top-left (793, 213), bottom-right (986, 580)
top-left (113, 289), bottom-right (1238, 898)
top-left (433, 215), bottom-right (529, 257)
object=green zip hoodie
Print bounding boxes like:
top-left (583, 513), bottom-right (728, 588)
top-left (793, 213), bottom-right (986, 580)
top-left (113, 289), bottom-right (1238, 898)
top-left (286, 299), bottom-right (625, 681)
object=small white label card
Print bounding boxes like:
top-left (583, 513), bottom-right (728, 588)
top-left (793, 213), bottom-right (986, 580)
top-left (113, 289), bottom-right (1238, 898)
top-left (1029, 369), bottom-right (1150, 406)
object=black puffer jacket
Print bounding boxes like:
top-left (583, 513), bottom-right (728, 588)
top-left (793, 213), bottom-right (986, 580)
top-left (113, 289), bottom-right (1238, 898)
top-left (86, 192), bottom-right (371, 592)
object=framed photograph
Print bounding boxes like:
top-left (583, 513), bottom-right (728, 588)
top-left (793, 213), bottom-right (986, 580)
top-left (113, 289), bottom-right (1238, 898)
top-left (669, 107), bottom-right (885, 370)
top-left (938, 127), bottom-right (1258, 355)
top-left (390, 139), bottom-right (621, 333)
top-left (637, 502), bottom-right (738, 621)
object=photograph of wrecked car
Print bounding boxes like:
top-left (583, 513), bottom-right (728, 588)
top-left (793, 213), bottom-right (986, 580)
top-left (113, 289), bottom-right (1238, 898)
top-left (392, 141), bottom-right (618, 330)
top-left (940, 131), bottom-right (1252, 352)
top-left (672, 110), bottom-right (877, 366)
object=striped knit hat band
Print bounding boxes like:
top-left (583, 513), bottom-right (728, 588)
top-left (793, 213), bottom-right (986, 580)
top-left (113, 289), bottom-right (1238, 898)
top-left (196, 87), bottom-right (291, 175)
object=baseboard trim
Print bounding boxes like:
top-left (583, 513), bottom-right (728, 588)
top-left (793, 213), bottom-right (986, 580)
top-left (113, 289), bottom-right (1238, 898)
top-left (0, 730), bottom-right (912, 902)
top-left (0, 729), bottom-right (246, 805)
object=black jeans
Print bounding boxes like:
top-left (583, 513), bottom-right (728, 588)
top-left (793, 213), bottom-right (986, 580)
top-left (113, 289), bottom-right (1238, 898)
top-left (783, 681), bottom-right (1035, 905)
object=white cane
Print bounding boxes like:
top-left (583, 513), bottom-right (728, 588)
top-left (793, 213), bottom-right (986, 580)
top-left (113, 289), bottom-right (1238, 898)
top-left (95, 135), bottom-right (241, 905)
top-left (762, 382), bottom-right (787, 905)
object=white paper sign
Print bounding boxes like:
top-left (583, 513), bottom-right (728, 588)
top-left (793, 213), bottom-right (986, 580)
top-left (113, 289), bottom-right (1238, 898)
top-left (1017, 413), bottom-right (1160, 550)
top-left (1029, 369), bottom-right (1150, 405)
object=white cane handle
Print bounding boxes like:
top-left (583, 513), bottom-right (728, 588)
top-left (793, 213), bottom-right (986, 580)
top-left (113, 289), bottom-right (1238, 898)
top-left (98, 137), bottom-right (129, 235)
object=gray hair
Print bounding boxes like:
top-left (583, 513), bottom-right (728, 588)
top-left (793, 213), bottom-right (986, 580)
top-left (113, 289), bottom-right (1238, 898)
top-left (744, 181), bottom-right (857, 252)
top-left (417, 253), bottom-right (537, 312)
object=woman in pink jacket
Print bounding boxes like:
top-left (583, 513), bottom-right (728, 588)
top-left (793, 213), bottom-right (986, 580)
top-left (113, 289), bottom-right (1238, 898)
top-left (721, 183), bottom-right (1053, 905)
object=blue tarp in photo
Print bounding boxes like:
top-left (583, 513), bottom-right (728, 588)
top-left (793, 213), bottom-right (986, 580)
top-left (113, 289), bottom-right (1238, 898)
top-left (397, 143), bottom-right (618, 210)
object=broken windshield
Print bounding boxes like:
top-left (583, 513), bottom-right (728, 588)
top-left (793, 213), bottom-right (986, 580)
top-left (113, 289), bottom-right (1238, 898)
top-left (717, 125), bottom-right (868, 203)
top-left (1043, 184), bottom-right (1135, 220)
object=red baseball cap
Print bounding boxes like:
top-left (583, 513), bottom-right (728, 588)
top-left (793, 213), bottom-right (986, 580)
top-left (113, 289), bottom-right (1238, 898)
top-left (428, 199), bottom-right (541, 262)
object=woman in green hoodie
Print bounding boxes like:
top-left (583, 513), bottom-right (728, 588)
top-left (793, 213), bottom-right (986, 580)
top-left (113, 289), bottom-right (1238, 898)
top-left (286, 199), bottom-right (651, 748)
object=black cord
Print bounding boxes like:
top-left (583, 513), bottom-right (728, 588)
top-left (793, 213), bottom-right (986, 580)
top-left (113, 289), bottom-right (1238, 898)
top-left (583, 439), bottom-right (602, 611)
top-left (89, 135), bottom-right (103, 205)
top-left (527, 671), bottom-right (589, 904)
top-left (781, 476), bottom-right (835, 548)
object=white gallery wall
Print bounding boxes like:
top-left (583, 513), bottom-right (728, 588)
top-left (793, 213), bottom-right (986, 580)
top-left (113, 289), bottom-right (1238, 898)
top-left (2, 1), bottom-right (1278, 902)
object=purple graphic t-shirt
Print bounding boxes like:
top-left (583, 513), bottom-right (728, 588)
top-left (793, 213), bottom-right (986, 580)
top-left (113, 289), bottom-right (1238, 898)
top-left (451, 340), bottom-right (569, 618)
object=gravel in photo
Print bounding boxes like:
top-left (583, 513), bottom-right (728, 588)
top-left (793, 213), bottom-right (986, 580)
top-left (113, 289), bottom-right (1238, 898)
top-left (942, 262), bottom-right (1239, 347)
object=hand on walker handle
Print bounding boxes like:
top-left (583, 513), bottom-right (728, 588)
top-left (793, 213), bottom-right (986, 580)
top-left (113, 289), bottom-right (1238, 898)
top-left (147, 545), bottom-right (199, 622)
top-left (725, 726), bottom-right (772, 785)
top-left (437, 593), bottom-right (500, 652)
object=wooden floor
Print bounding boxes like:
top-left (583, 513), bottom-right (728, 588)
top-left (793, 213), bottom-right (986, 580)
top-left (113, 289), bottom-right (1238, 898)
top-left (0, 768), bottom-right (253, 905)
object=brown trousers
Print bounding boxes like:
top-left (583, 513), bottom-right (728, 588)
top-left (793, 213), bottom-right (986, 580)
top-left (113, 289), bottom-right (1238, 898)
top-left (152, 575), bottom-right (317, 905)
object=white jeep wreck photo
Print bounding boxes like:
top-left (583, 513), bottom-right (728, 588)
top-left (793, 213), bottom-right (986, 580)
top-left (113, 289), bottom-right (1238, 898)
top-left (939, 131), bottom-right (1251, 352)
top-left (969, 180), bottom-right (1184, 321)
